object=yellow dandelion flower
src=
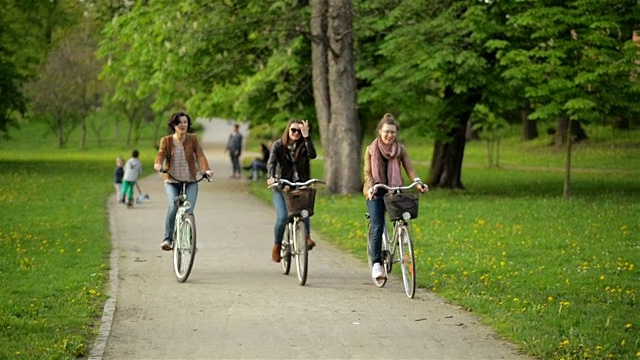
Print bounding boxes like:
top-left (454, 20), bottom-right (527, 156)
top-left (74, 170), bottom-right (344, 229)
top-left (599, 275), bottom-right (605, 280)
top-left (625, 323), bottom-right (632, 329)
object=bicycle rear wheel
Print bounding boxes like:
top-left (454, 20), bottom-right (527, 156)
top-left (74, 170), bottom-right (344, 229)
top-left (366, 217), bottom-right (386, 288)
top-left (397, 224), bottom-right (416, 298)
top-left (281, 224), bottom-right (292, 275)
top-left (293, 219), bottom-right (308, 286)
top-left (174, 214), bottom-right (196, 283)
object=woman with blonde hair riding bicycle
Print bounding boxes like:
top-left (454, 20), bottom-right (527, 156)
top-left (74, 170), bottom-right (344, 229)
top-left (363, 113), bottom-right (427, 282)
top-left (266, 119), bottom-right (317, 263)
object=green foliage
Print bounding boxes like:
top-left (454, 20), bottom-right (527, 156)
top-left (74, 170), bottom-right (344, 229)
top-left (502, 0), bottom-right (640, 124)
top-left (0, 120), bottom-right (157, 358)
top-left (98, 0), bottom-right (314, 125)
top-left (0, 0), bottom-right (86, 139)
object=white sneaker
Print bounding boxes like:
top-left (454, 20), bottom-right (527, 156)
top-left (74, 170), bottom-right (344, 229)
top-left (371, 263), bottom-right (386, 280)
top-left (161, 240), bottom-right (173, 251)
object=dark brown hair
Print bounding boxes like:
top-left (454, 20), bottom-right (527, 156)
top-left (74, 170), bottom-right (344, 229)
top-left (168, 111), bottom-right (193, 133)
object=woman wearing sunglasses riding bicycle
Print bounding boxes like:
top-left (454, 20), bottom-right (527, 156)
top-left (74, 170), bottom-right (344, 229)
top-left (154, 112), bottom-right (213, 251)
top-left (266, 119), bottom-right (317, 263)
top-left (363, 113), bottom-right (428, 282)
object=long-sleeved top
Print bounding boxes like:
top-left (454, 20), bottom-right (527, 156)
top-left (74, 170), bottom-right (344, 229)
top-left (114, 166), bottom-right (124, 184)
top-left (123, 158), bottom-right (142, 182)
top-left (155, 133), bottom-right (211, 182)
top-left (267, 137), bottom-right (317, 182)
top-left (226, 132), bottom-right (243, 154)
top-left (362, 143), bottom-right (419, 197)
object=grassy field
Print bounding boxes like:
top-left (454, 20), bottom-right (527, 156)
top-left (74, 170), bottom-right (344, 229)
top-left (248, 126), bottom-right (640, 360)
top-left (1, 120), bottom-right (638, 359)
top-left (0, 122), bottom-right (156, 358)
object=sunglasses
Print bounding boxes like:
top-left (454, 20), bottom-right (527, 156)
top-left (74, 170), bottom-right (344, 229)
top-left (289, 128), bottom-right (301, 134)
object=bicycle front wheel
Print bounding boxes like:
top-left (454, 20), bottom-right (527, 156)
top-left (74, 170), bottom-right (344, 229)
top-left (397, 224), bottom-right (416, 298)
top-left (293, 219), bottom-right (308, 286)
top-left (281, 224), bottom-right (292, 275)
top-left (174, 214), bottom-right (197, 283)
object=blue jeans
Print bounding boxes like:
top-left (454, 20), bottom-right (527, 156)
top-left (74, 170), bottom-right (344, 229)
top-left (250, 161), bottom-right (266, 181)
top-left (272, 190), bottom-right (310, 245)
top-left (163, 182), bottom-right (198, 243)
top-left (367, 196), bottom-right (386, 264)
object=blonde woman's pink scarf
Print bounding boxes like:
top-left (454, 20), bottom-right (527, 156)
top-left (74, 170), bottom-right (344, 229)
top-left (369, 138), bottom-right (402, 188)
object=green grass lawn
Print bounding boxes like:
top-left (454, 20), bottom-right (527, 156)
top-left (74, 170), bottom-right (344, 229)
top-left (248, 126), bottom-right (639, 360)
top-left (1, 120), bottom-right (638, 359)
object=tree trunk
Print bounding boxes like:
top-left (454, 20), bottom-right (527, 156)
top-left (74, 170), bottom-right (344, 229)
top-left (553, 117), bottom-right (588, 146)
top-left (80, 117), bottom-right (87, 150)
top-left (311, 0), bottom-right (361, 195)
top-left (563, 118), bottom-right (573, 200)
top-left (428, 89), bottom-right (480, 189)
top-left (521, 109), bottom-right (538, 140)
top-left (56, 116), bottom-right (64, 148)
top-left (465, 121), bottom-right (479, 141)
top-left (429, 132), bottom-right (467, 189)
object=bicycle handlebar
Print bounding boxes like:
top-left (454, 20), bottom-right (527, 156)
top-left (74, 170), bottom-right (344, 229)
top-left (267, 178), bottom-right (325, 189)
top-left (371, 180), bottom-right (428, 193)
top-left (162, 170), bottom-right (211, 183)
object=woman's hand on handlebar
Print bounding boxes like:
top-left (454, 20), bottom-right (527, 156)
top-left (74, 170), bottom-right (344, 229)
top-left (366, 187), bottom-right (375, 201)
top-left (267, 177), bottom-right (276, 186)
top-left (154, 163), bottom-right (162, 172)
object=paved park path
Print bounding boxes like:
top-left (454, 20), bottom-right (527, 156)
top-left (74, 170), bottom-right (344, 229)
top-left (89, 118), bottom-right (532, 360)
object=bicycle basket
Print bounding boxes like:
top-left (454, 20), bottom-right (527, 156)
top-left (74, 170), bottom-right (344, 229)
top-left (284, 188), bottom-right (317, 218)
top-left (383, 192), bottom-right (419, 221)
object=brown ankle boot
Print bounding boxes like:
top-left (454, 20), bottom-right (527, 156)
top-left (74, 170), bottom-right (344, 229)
top-left (272, 244), bottom-right (281, 262)
top-left (306, 237), bottom-right (316, 250)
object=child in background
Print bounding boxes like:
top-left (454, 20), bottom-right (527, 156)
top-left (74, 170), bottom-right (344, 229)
top-left (122, 150), bottom-right (142, 207)
top-left (114, 156), bottom-right (125, 203)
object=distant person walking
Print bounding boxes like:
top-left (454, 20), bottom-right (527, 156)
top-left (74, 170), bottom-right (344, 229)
top-left (266, 119), bottom-right (317, 262)
top-left (122, 150), bottom-right (143, 208)
top-left (226, 123), bottom-right (243, 179)
top-left (114, 156), bottom-right (125, 203)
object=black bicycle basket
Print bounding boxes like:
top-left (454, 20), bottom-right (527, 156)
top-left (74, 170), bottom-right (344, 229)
top-left (384, 192), bottom-right (419, 221)
top-left (284, 188), bottom-right (317, 217)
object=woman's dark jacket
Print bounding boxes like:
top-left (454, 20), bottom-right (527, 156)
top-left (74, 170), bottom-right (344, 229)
top-left (267, 137), bottom-right (317, 181)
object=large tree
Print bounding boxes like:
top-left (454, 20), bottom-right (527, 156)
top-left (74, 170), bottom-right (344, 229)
top-left (357, 1), bottom-right (502, 189)
top-left (25, 19), bottom-right (102, 148)
top-left (311, 0), bottom-right (361, 194)
top-left (501, 0), bottom-right (640, 198)
top-left (99, 0), bottom-right (362, 193)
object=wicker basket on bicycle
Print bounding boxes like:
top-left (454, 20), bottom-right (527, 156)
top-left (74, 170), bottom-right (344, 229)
top-left (383, 192), bottom-right (419, 221)
top-left (284, 188), bottom-right (317, 218)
